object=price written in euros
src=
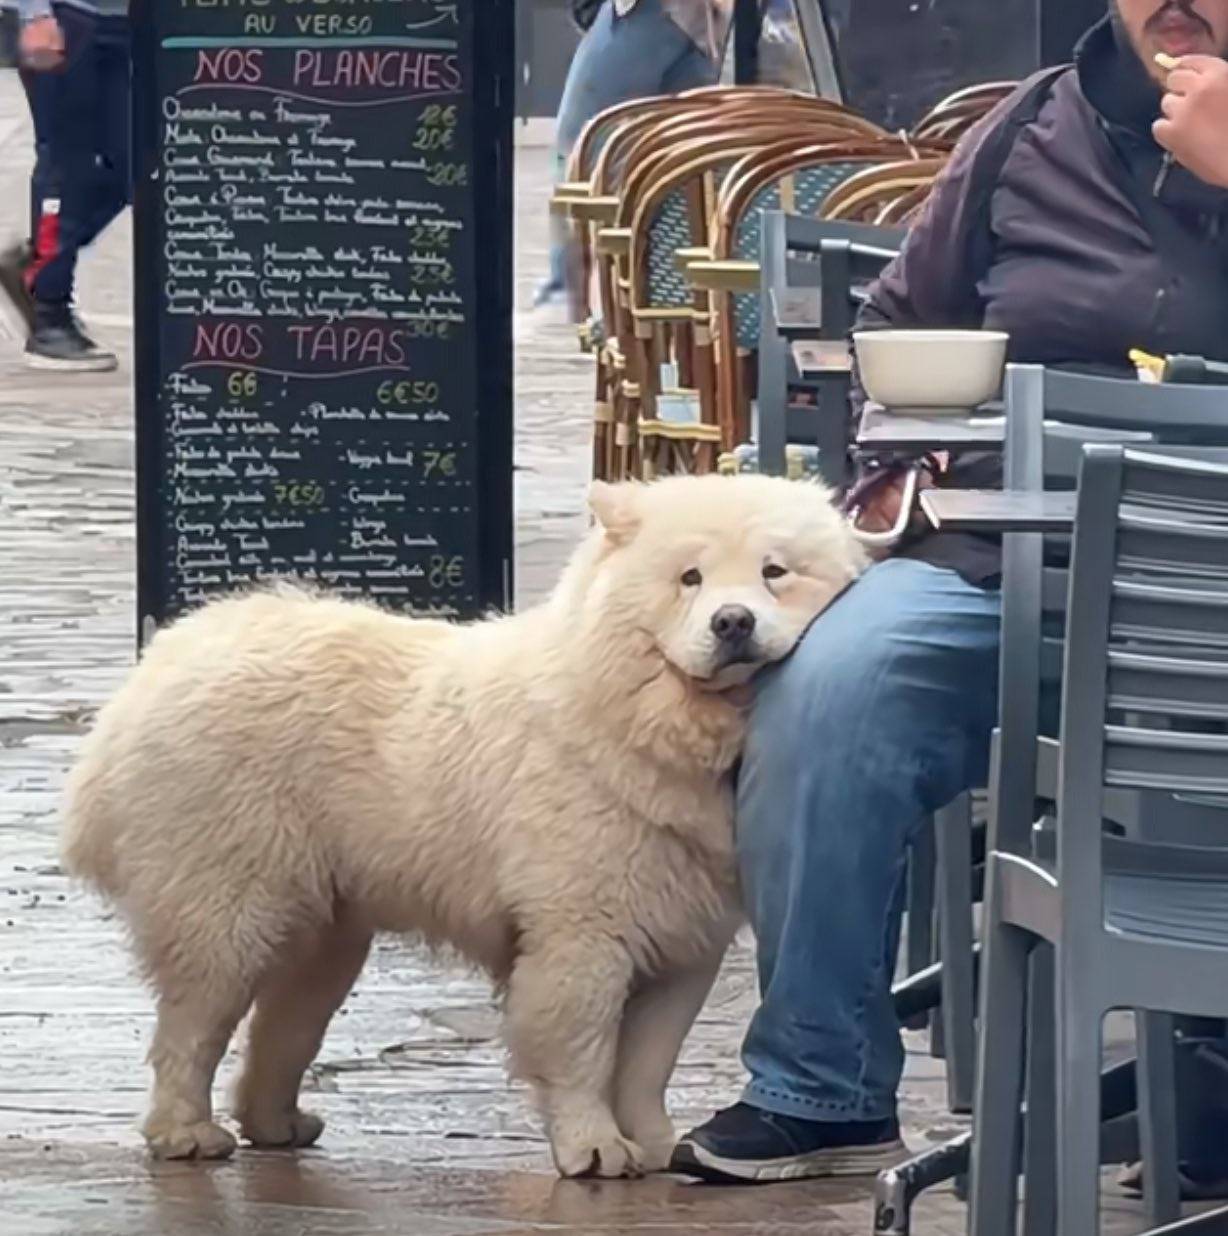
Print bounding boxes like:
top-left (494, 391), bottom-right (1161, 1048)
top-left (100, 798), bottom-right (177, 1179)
top-left (426, 163), bottom-right (468, 188)
top-left (409, 259), bottom-right (454, 287)
top-left (429, 555), bottom-right (465, 590)
top-left (410, 222), bottom-right (455, 252)
top-left (415, 101), bottom-right (466, 186)
top-left (414, 104), bottom-right (457, 154)
top-left (346, 448), bottom-right (458, 478)
top-left (377, 379), bottom-right (441, 406)
top-left (227, 371), bottom-right (259, 399)
top-left (273, 481), bottom-right (326, 508)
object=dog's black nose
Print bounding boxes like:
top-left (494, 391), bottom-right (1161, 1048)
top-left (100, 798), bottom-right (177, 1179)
top-left (711, 604), bottom-right (756, 645)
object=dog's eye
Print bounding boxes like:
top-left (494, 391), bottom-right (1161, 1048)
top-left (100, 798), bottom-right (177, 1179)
top-left (763, 564), bottom-right (788, 581)
top-left (680, 568), bottom-right (703, 587)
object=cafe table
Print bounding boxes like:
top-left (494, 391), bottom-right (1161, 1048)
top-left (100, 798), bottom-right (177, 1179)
top-left (920, 488), bottom-right (1076, 534)
top-left (857, 401), bottom-right (1006, 453)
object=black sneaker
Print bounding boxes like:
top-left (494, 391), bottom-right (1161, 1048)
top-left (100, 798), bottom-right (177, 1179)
top-left (1118, 1160), bottom-right (1228, 1201)
top-left (25, 302), bottom-right (117, 373)
top-left (671, 1102), bottom-right (906, 1184)
top-left (0, 240), bottom-right (36, 335)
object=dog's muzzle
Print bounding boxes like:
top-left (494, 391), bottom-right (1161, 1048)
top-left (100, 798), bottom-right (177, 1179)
top-left (710, 604), bottom-right (761, 670)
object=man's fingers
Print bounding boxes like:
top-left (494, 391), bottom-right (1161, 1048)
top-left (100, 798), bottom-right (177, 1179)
top-left (1171, 53), bottom-right (1223, 74)
top-left (1154, 117), bottom-right (1175, 147)
top-left (1159, 92), bottom-right (1183, 120)
top-left (1163, 67), bottom-right (1200, 97)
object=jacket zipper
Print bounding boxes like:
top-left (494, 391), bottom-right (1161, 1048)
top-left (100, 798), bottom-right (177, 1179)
top-left (1153, 151), bottom-right (1173, 198)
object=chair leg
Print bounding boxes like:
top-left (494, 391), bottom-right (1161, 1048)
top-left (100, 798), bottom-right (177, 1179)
top-left (1138, 1010), bottom-right (1182, 1228)
top-left (905, 819), bottom-right (936, 1032)
top-left (1055, 987), bottom-right (1105, 1236)
top-left (934, 794), bottom-right (976, 1114)
top-left (1022, 945), bottom-right (1057, 1236)
top-left (968, 909), bottom-right (1032, 1236)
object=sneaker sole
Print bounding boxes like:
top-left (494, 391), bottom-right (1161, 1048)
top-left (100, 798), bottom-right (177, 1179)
top-left (670, 1137), bottom-right (908, 1184)
top-left (24, 351), bottom-right (119, 373)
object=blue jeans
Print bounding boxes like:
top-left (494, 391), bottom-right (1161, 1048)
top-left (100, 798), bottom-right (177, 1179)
top-left (737, 558), bottom-right (1001, 1121)
top-left (547, 0), bottom-right (718, 287)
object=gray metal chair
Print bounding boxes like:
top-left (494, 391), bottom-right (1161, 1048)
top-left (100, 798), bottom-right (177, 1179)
top-left (756, 210), bottom-right (902, 481)
top-left (874, 367), bottom-right (1228, 1236)
top-left (970, 443), bottom-right (1228, 1236)
top-left (993, 369), bottom-right (1228, 1235)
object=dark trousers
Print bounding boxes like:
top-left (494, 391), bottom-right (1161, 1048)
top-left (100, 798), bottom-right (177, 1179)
top-left (23, 6), bottom-right (130, 306)
top-left (18, 67), bottom-right (59, 248)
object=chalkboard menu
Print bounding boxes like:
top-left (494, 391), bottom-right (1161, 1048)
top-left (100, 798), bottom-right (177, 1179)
top-left (131, 0), bottom-right (514, 642)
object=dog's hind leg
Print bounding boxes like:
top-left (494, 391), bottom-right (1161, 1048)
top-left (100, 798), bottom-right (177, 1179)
top-left (613, 947), bottom-right (726, 1172)
top-left (504, 935), bottom-right (638, 1179)
top-left (233, 910), bottom-right (372, 1149)
top-left (143, 977), bottom-right (253, 1161)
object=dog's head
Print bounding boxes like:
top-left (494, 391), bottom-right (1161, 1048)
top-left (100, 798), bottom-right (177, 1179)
top-left (568, 474), bottom-right (867, 693)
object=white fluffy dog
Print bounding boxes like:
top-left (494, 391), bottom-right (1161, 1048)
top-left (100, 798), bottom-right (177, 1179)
top-left (62, 474), bottom-right (865, 1177)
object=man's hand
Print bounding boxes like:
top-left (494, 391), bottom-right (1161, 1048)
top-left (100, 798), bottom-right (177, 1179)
top-left (19, 16), bottom-right (65, 72)
top-left (1154, 55), bottom-right (1228, 190)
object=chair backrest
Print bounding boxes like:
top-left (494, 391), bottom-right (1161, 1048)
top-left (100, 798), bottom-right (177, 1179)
top-left (820, 158), bottom-right (948, 225)
top-left (620, 109), bottom-right (867, 204)
top-left (771, 213), bottom-right (902, 340)
top-left (591, 91), bottom-right (880, 196)
top-left (630, 147), bottom-right (755, 315)
top-left (876, 179), bottom-right (935, 227)
top-left (910, 81), bottom-right (1018, 143)
top-left (571, 94), bottom-right (703, 186)
top-left (715, 137), bottom-right (924, 350)
top-left (1057, 445), bottom-right (1228, 928)
top-left (755, 212), bottom-right (904, 483)
top-left (994, 365), bottom-right (1228, 852)
top-left (568, 85), bottom-right (836, 183)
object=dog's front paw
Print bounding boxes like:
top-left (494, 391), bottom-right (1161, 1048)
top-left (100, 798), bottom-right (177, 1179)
top-left (552, 1120), bottom-right (645, 1179)
top-left (145, 1120), bottom-right (238, 1161)
top-left (239, 1108), bottom-right (325, 1150)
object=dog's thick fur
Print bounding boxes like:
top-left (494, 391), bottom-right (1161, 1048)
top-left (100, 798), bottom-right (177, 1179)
top-left (62, 475), bottom-right (865, 1176)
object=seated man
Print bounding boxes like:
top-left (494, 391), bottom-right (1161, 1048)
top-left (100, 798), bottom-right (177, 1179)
top-left (672, 0), bottom-right (1228, 1183)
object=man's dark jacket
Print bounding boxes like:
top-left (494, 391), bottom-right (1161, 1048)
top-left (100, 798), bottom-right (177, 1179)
top-left (854, 15), bottom-right (1228, 584)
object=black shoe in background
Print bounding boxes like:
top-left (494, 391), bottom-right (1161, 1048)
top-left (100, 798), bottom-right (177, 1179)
top-left (25, 300), bottom-right (117, 373)
top-left (1118, 1159), bottom-right (1228, 1202)
top-left (0, 241), bottom-right (36, 336)
top-left (670, 1102), bottom-right (906, 1184)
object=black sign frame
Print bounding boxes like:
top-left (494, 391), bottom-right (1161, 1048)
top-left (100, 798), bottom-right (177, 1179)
top-left (131, 0), bottom-right (515, 647)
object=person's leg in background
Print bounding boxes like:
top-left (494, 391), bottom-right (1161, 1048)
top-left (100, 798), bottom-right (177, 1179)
top-left (25, 6), bottom-right (130, 371)
top-left (537, 0), bottom-right (720, 307)
top-left (673, 558), bottom-right (1001, 1182)
top-left (0, 62), bottom-right (59, 334)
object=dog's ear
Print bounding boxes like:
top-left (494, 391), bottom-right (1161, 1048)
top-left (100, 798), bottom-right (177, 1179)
top-left (589, 481), bottom-right (641, 546)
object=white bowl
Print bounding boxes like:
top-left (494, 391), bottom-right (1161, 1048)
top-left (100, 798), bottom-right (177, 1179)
top-left (853, 329), bottom-right (1009, 412)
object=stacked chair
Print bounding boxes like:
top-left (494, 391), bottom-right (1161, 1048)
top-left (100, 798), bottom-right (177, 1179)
top-left (552, 84), bottom-right (958, 482)
top-left (910, 81), bottom-right (1019, 143)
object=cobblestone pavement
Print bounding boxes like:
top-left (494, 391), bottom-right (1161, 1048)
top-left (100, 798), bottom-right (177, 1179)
top-left (0, 69), bottom-right (1157, 1236)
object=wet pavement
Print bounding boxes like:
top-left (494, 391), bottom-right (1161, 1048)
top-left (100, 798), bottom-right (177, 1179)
top-left (0, 69), bottom-right (1161, 1236)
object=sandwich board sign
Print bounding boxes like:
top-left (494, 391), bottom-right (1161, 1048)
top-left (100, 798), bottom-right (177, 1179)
top-left (131, 0), bottom-right (515, 644)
